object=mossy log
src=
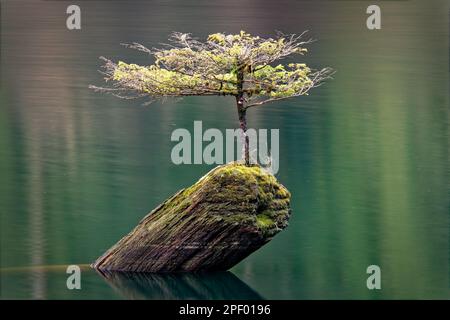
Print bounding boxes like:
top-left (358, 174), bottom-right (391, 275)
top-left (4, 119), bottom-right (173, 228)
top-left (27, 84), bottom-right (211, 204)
top-left (92, 163), bottom-right (291, 272)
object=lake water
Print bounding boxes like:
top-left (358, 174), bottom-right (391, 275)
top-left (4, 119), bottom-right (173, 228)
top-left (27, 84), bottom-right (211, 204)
top-left (0, 0), bottom-right (449, 299)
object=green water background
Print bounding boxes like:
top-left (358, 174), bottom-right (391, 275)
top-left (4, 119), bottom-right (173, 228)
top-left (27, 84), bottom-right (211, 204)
top-left (0, 0), bottom-right (449, 299)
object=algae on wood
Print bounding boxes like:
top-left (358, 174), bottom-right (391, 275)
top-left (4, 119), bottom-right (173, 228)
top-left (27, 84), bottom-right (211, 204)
top-left (93, 163), bottom-right (291, 272)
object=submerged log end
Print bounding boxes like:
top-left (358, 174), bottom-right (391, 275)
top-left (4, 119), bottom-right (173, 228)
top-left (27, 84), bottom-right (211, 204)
top-left (93, 163), bottom-right (291, 273)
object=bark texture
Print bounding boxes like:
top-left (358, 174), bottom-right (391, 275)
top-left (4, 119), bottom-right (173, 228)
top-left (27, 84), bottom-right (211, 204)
top-left (92, 163), bottom-right (291, 272)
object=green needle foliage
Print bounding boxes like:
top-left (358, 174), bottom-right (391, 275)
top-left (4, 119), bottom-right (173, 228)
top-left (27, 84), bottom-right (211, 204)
top-left (90, 31), bottom-right (333, 164)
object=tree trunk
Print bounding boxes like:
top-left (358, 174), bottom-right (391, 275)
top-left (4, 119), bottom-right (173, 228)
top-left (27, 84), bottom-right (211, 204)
top-left (236, 96), bottom-right (250, 165)
top-left (235, 66), bottom-right (249, 165)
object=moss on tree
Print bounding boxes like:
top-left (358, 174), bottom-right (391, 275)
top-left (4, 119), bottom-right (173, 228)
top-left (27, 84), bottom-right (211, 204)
top-left (93, 163), bottom-right (291, 272)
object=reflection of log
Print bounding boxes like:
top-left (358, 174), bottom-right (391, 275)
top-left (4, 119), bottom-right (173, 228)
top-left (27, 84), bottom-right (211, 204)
top-left (97, 270), bottom-right (263, 300)
top-left (93, 163), bottom-right (291, 272)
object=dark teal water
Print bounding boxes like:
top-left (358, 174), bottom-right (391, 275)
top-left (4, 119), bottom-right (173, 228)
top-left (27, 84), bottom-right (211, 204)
top-left (0, 0), bottom-right (449, 299)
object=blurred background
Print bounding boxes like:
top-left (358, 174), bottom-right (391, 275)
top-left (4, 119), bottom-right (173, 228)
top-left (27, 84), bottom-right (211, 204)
top-left (0, 0), bottom-right (449, 299)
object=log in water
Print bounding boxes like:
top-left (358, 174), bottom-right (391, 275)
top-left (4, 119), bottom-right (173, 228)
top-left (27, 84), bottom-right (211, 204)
top-left (92, 163), bottom-right (291, 272)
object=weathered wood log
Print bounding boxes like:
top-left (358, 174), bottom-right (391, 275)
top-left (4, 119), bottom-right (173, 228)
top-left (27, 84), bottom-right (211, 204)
top-left (92, 163), bottom-right (291, 272)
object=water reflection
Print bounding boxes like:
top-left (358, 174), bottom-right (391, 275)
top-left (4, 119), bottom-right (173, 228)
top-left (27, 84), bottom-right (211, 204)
top-left (97, 270), bottom-right (263, 300)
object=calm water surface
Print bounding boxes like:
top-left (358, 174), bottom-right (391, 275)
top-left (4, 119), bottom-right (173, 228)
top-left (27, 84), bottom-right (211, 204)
top-left (0, 0), bottom-right (449, 299)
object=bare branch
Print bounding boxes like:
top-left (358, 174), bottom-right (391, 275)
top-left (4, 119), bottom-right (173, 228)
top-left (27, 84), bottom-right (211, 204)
top-left (120, 42), bottom-right (152, 55)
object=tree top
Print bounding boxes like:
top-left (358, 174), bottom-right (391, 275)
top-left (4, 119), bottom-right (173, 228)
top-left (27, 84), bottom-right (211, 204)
top-left (90, 31), bottom-right (333, 108)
